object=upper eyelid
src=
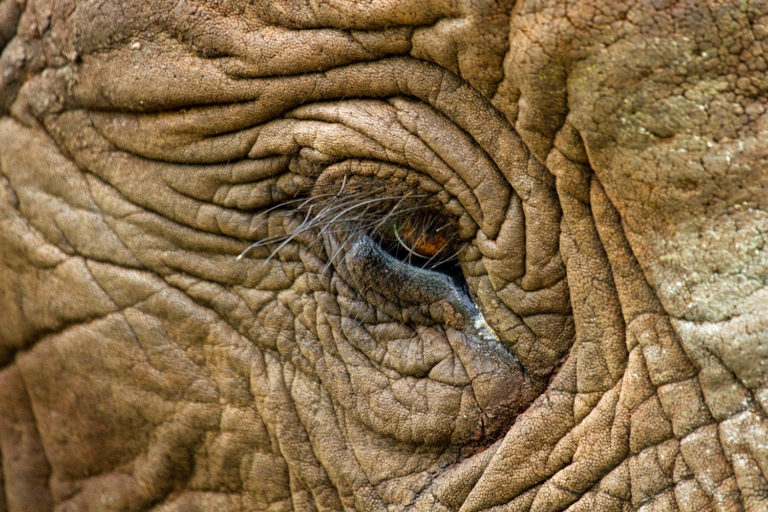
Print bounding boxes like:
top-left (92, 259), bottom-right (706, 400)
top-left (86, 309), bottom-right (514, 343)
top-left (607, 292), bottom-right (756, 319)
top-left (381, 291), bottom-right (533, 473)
top-left (86, 96), bottom-right (499, 234)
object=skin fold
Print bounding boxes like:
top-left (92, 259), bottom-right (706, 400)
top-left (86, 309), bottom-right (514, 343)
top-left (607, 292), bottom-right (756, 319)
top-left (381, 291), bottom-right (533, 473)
top-left (0, 0), bottom-right (767, 510)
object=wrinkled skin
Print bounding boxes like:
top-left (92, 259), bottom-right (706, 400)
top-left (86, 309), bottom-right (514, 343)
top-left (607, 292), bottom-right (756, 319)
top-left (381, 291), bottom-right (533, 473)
top-left (1, 0), bottom-right (767, 510)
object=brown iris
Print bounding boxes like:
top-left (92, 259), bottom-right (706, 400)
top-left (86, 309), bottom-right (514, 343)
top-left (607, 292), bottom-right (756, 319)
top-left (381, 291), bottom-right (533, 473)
top-left (391, 218), bottom-right (452, 259)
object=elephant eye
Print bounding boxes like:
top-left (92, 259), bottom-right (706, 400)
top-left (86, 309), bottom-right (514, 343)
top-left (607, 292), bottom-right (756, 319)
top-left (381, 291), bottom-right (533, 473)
top-left (239, 188), bottom-right (467, 286)
top-left (373, 213), bottom-right (466, 282)
top-left (389, 219), bottom-right (451, 259)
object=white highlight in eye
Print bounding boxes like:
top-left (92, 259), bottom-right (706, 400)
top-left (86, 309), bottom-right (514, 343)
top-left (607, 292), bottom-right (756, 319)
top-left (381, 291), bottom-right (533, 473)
top-left (472, 311), bottom-right (500, 343)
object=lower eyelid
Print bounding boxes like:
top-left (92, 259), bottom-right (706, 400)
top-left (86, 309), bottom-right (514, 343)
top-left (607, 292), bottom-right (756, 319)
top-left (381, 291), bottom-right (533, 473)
top-left (343, 235), bottom-right (472, 315)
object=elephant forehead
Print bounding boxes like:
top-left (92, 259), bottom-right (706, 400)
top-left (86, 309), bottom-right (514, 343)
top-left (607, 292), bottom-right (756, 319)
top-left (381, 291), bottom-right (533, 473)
top-left (41, 0), bottom-right (512, 101)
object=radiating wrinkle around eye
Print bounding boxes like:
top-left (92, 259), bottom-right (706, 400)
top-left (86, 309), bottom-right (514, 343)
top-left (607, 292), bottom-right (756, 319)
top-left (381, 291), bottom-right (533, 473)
top-left (44, 52), bottom-right (571, 455)
top-left (87, 89), bottom-right (512, 237)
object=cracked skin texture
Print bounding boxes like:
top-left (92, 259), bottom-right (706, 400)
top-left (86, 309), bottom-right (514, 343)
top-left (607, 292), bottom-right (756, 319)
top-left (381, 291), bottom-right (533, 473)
top-left (0, 0), bottom-right (767, 510)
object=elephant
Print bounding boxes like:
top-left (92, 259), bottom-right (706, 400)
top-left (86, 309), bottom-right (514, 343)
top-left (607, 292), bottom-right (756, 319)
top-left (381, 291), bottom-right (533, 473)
top-left (1, 0), bottom-right (767, 510)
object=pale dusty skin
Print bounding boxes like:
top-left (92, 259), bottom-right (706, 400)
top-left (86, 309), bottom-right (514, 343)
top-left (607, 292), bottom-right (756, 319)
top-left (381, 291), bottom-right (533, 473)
top-left (1, 0), bottom-right (767, 511)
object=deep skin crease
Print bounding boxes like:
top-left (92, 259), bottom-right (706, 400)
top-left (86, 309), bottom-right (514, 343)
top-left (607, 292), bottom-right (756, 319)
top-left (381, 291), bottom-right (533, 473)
top-left (1, 0), bottom-right (768, 511)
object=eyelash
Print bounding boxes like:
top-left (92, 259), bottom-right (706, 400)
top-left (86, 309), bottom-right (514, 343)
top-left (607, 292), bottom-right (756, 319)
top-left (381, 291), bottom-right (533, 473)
top-left (238, 189), bottom-right (464, 273)
top-left (374, 215), bottom-right (463, 271)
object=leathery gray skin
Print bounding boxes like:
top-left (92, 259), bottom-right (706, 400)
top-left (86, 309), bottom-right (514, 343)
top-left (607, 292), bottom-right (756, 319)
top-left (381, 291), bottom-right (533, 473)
top-left (0, 0), bottom-right (767, 510)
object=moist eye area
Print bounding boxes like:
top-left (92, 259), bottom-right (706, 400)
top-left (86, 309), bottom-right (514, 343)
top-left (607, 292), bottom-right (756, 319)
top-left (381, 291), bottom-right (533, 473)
top-left (373, 216), bottom-right (468, 292)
